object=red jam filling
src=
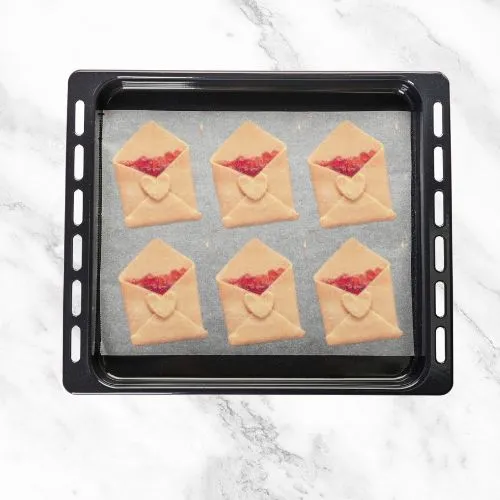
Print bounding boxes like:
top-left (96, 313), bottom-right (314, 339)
top-left (220, 150), bottom-right (279, 177)
top-left (318, 150), bottom-right (376, 177)
top-left (122, 150), bottom-right (182, 177)
top-left (323, 267), bottom-right (382, 295)
top-left (128, 268), bottom-right (188, 295)
top-left (226, 267), bottom-right (285, 295)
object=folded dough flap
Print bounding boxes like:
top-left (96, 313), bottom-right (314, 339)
top-left (316, 266), bottom-right (399, 335)
top-left (168, 266), bottom-right (204, 326)
top-left (113, 125), bottom-right (197, 220)
top-left (121, 276), bottom-right (207, 339)
top-left (320, 193), bottom-right (395, 228)
top-left (228, 312), bottom-right (305, 346)
top-left (314, 281), bottom-right (348, 335)
top-left (116, 150), bottom-right (200, 226)
top-left (210, 120), bottom-right (285, 164)
top-left (326, 311), bottom-right (402, 346)
top-left (266, 267), bottom-right (301, 325)
top-left (211, 148), bottom-right (292, 209)
top-left (162, 149), bottom-right (198, 207)
top-left (315, 241), bottom-right (402, 342)
top-left (308, 120), bottom-right (382, 165)
top-left (131, 312), bottom-right (207, 346)
top-left (308, 148), bottom-right (392, 220)
top-left (119, 239), bottom-right (194, 282)
top-left (260, 151), bottom-right (295, 207)
top-left (211, 163), bottom-right (245, 217)
top-left (364, 267), bottom-right (399, 326)
top-left (113, 121), bottom-right (188, 164)
top-left (113, 163), bottom-right (149, 217)
top-left (217, 238), bottom-right (291, 281)
top-left (120, 241), bottom-right (206, 342)
top-left (308, 162), bottom-right (343, 218)
top-left (217, 239), bottom-right (295, 333)
top-left (314, 238), bottom-right (388, 282)
top-left (360, 149), bottom-right (393, 207)
top-left (120, 282), bottom-right (154, 336)
top-left (218, 266), bottom-right (300, 333)
top-left (222, 192), bottom-right (298, 228)
top-left (125, 193), bottom-right (201, 228)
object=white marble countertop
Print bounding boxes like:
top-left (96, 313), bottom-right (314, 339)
top-left (2, 0), bottom-right (499, 498)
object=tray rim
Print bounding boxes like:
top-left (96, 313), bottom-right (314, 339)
top-left (63, 70), bottom-right (452, 395)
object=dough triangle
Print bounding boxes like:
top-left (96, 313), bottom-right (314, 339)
top-left (320, 193), bottom-right (395, 228)
top-left (131, 311), bottom-right (207, 346)
top-left (126, 192), bottom-right (201, 228)
top-left (326, 310), bottom-right (402, 346)
top-left (229, 310), bottom-right (305, 346)
top-left (223, 192), bottom-right (298, 228)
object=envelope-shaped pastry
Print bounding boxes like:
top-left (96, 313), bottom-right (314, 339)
top-left (308, 121), bottom-right (396, 228)
top-left (314, 238), bottom-right (403, 345)
top-left (119, 239), bottom-right (207, 345)
top-left (210, 121), bottom-right (299, 228)
top-left (113, 121), bottom-right (202, 228)
top-left (216, 239), bottom-right (304, 345)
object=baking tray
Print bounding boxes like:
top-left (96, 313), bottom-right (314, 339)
top-left (63, 71), bottom-right (453, 394)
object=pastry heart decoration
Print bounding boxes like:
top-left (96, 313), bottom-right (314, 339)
top-left (341, 292), bottom-right (372, 319)
top-left (335, 173), bottom-right (366, 201)
top-left (244, 291), bottom-right (274, 319)
top-left (145, 291), bottom-right (177, 319)
top-left (140, 174), bottom-right (171, 201)
top-left (237, 174), bottom-right (268, 201)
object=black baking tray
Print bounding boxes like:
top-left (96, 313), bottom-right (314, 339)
top-left (63, 71), bottom-right (452, 394)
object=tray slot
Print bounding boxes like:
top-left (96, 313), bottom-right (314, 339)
top-left (74, 144), bottom-right (84, 180)
top-left (71, 326), bottom-right (81, 363)
top-left (434, 191), bottom-right (444, 227)
top-left (434, 236), bottom-right (444, 272)
top-left (433, 146), bottom-right (443, 181)
top-left (72, 280), bottom-right (81, 317)
top-left (75, 100), bottom-right (85, 136)
top-left (435, 327), bottom-right (446, 363)
top-left (73, 189), bottom-right (83, 226)
top-left (73, 234), bottom-right (82, 271)
top-left (435, 281), bottom-right (445, 318)
top-left (433, 102), bottom-right (443, 137)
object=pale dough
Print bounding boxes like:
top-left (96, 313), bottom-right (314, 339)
top-left (119, 239), bottom-right (208, 345)
top-left (308, 121), bottom-right (396, 228)
top-left (210, 121), bottom-right (299, 228)
top-left (314, 238), bottom-right (403, 345)
top-left (216, 238), bottom-right (305, 345)
top-left (113, 121), bottom-right (202, 228)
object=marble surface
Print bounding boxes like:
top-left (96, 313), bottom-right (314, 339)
top-left (1, 0), bottom-right (499, 498)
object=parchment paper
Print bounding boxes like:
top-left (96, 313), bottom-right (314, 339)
top-left (99, 110), bottom-right (414, 355)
